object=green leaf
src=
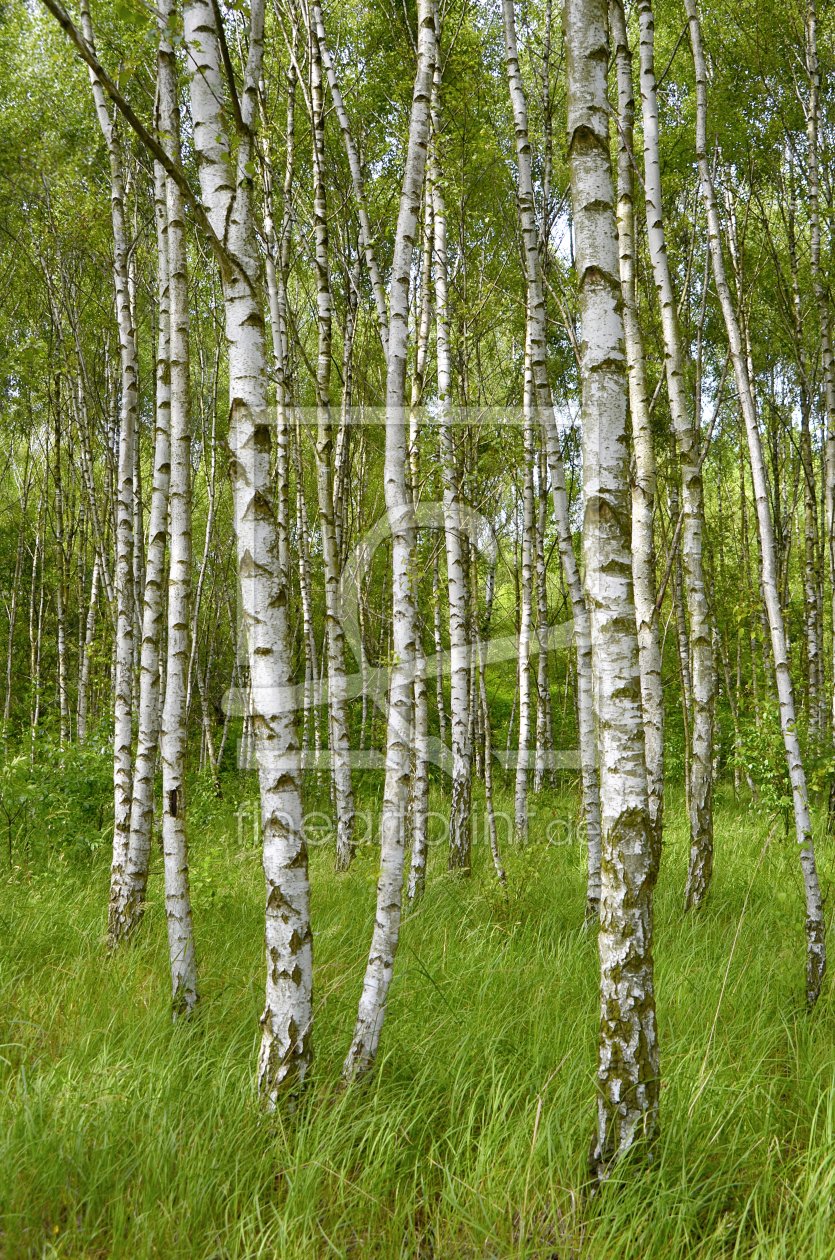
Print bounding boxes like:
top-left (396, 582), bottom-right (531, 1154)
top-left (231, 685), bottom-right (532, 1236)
top-left (113, 0), bottom-right (145, 26)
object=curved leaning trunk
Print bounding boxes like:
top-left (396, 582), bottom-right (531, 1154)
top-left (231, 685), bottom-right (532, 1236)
top-left (610, 0), bottom-right (664, 868)
top-left (501, 0), bottom-right (602, 919)
top-left (562, 0), bottom-right (659, 1177)
top-left (342, 0), bottom-right (435, 1081)
top-left (685, 0), bottom-right (826, 1007)
top-left (184, 0), bottom-right (311, 1099)
top-left (637, 0), bottom-right (713, 909)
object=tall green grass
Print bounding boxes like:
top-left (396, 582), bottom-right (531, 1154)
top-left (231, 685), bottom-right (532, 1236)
top-left (3, 783), bottom-right (835, 1257)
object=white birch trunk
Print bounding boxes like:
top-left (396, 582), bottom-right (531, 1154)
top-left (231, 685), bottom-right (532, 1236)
top-left (69, 370), bottom-right (115, 614)
top-left (79, 0), bottom-right (137, 941)
top-left (515, 344), bottom-right (535, 843)
top-left (293, 412), bottom-right (321, 766)
top-left (787, 189), bottom-right (823, 742)
top-left (28, 485), bottom-right (47, 762)
top-left (563, 0), bottom-right (659, 1176)
top-left (115, 155), bottom-right (172, 941)
top-left (502, 0), bottom-right (602, 917)
top-left (477, 558), bottom-right (506, 884)
top-left (610, 0), bottom-right (664, 863)
top-left (186, 369), bottom-right (220, 787)
top-left (3, 512), bottom-right (27, 753)
top-left (430, 58), bottom-right (471, 870)
top-left (407, 621), bottom-right (430, 902)
top-left (343, 0), bottom-right (435, 1080)
top-left (76, 554), bottom-right (100, 742)
top-left (637, 0), bottom-right (713, 909)
top-left (52, 382), bottom-right (70, 747)
top-left (533, 441), bottom-right (555, 793)
top-left (184, 0), bottom-right (311, 1096)
top-left (407, 193), bottom-right (433, 901)
top-left (685, 0), bottom-right (826, 1005)
top-left (157, 9), bottom-right (197, 1014)
top-left (432, 549), bottom-right (447, 746)
top-left (309, 19), bottom-right (356, 870)
top-left (803, 0), bottom-right (835, 752)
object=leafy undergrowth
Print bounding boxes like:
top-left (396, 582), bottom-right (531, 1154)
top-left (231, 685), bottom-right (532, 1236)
top-left (2, 781), bottom-right (835, 1258)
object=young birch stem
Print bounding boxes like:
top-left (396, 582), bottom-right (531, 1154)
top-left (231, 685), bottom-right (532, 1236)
top-left (342, 0), bottom-right (435, 1081)
top-left (79, 0), bottom-right (137, 942)
top-left (637, 0), bottom-right (714, 910)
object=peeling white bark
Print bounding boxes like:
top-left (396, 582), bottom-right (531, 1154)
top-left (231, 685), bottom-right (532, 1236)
top-left (158, 5), bottom-right (198, 1015)
top-left (563, 0), bottom-right (659, 1176)
top-left (184, 0), bottom-right (310, 1096)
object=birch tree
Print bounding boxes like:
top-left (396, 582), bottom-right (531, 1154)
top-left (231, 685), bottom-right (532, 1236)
top-left (803, 0), bottom-right (835, 750)
top-left (563, 0), bottom-right (659, 1175)
top-left (515, 343), bottom-right (536, 843)
top-left (51, 381), bottom-right (69, 747)
top-left (610, 0), bottom-right (664, 855)
top-left (430, 37), bottom-right (472, 872)
top-left (182, 0), bottom-right (311, 1095)
top-left (113, 155), bottom-right (172, 942)
top-left (407, 193), bottom-right (433, 902)
top-left (158, 0), bottom-right (197, 1014)
top-left (637, 0), bottom-right (714, 909)
top-left (77, 0), bottom-right (137, 945)
top-left (343, 0), bottom-right (435, 1080)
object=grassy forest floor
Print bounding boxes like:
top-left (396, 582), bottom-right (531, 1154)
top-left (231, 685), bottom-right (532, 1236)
top-left (4, 777), bottom-right (835, 1258)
